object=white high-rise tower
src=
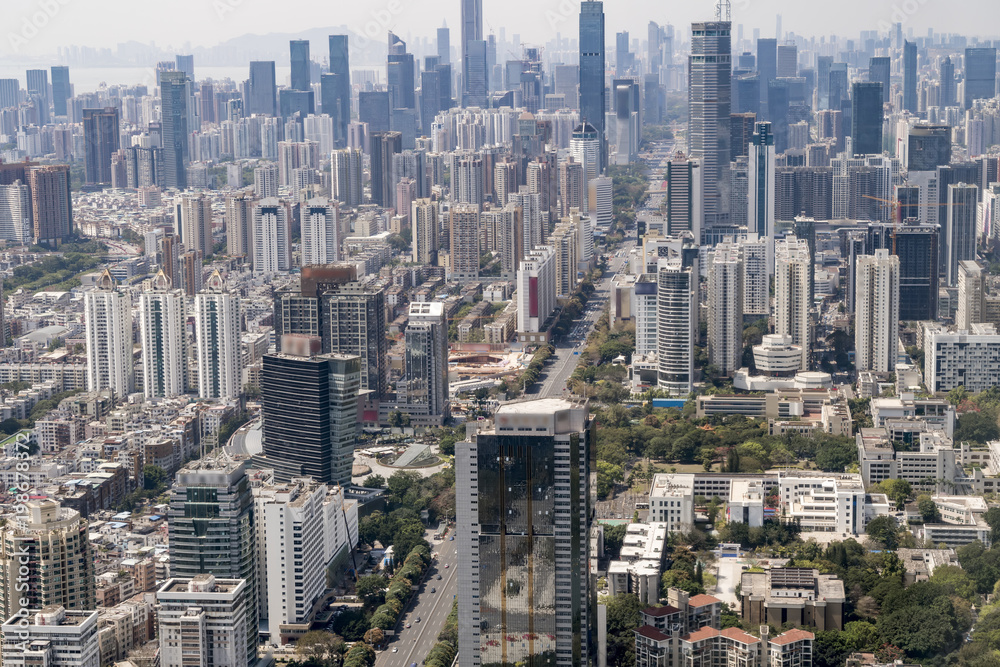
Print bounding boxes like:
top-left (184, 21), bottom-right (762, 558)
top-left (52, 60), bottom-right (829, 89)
top-left (708, 241), bottom-right (744, 374)
top-left (196, 270), bottom-right (242, 400)
top-left (855, 249), bottom-right (900, 372)
top-left (139, 270), bottom-right (188, 398)
top-left (774, 236), bottom-right (812, 370)
top-left (301, 197), bottom-right (340, 266)
top-left (84, 270), bottom-right (134, 396)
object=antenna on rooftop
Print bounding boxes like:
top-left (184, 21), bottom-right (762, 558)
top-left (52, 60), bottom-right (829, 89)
top-left (715, 0), bottom-right (731, 22)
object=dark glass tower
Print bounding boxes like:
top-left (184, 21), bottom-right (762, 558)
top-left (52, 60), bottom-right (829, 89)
top-left (387, 32), bottom-right (415, 110)
top-left (437, 26), bottom-right (450, 64)
top-left (579, 1), bottom-right (606, 142)
top-left (159, 70), bottom-right (189, 189)
top-left (903, 41), bottom-right (917, 113)
top-left (261, 350), bottom-right (360, 486)
top-left (50, 66), bottom-right (70, 117)
top-left (167, 456), bottom-right (257, 664)
top-left (461, 0), bottom-right (486, 106)
top-left (939, 56), bottom-right (955, 107)
top-left (907, 124), bottom-right (951, 172)
top-left (756, 38), bottom-right (777, 113)
top-left (358, 91), bottom-right (391, 134)
top-left (329, 35), bottom-right (351, 144)
top-left (456, 399), bottom-right (594, 667)
top-left (290, 39), bottom-right (311, 92)
top-left (26, 69), bottom-right (49, 124)
top-left (369, 131), bottom-right (402, 206)
top-left (249, 60), bottom-right (277, 116)
top-left (868, 56), bottom-right (890, 105)
top-left (964, 48), bottom-right (997, 108)
top-left (867, 222), bottom-right (939, 321)
top-left (83, 107), bottom-right (121, 185)
top-left (851, 82), bottom-right (883, 155)
top-left (690, 19), bottom-right (732, 230)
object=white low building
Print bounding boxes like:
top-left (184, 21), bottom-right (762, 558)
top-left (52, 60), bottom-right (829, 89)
top-left (924, 324), bottom-right (1000, 393)
top-left (1, 606), bottom-right (99, 667)
top-left (607, 522), bottom-right (669, 604)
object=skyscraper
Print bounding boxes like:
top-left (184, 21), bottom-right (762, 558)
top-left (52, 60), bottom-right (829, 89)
top-left (664, 153), bottom-right (703, 238)
top-left (940, 56), bottom-right (955, 107)
top-left (855, 249), bottom-right (899, 372)
top-left (449, 203), bottom-right (481, 281)
top-left (866, 222), bottom-right (939, 321)
top-left (387, 32), bottom-right (416, 110)
top-left (964, 47), bottom-right (998, 108)
top-left (412, 198), bottom-right (438, 265)
top-left (140, 271), bottom-right (188, 398)
top-left (225, 191), bottom-right (254, 258)
top-left (328, 35), bottom-right (351, 144)
top-left (27, 164), bottom-right (72, 245)
top-left (957, 260), bottom-right (986, 331)
top-left (756, 38), bottom-right (777, 112)
top-left (689, 19), bottom-right (732, 230)
top-left (559, 157), bottom-right (585, 217)
top-left (290, 39), bottom-right (310, 91)
top-left (331, 148), bottom-right (363, 207)
top-left (175, 54), bottom-right (194, 81)
top-left (0, 500), bottom-right (95, 621)
top-left (157, 576), bottom-right (255, 667)
top-left (461, 0), bottom-right (487, 107)
top-left (249, 61), bottom-right (277, 116)
top-left (261, 345), bottom-right (361, 485)
top-left (50, 65), bottom-right (70, 117)
top-left (903, 41), bottom-right (917, 113)
top-left (747, 122), bottom-right (774, 243)
top-left (369, 131), bottom-right (402, 207)
top-left (616, 30), bottom-right (634, 75)
top-left (0, 180), bottom-right (30, 244)
top-left (868, 56), bottom-right (891, 105)
top-left (251, 198), bottom-right (292, 273)
top-left (438, 25), bottom-right (451, 64)
top-left (774, 236), bottom-right (811, 370)
top-left (851, 82), bottom-right (883, 155)
top-left (358, 91), bottom-right (391, 134)
top-left (180, 192), bottom-right (213, 258)
top-left (708, 242), bottom-right (744, 374)
top-left (84, 270), bottom-right (134, 396)
top-left (402, 302), bottom-right (450, 426)
top-left (456, 397), bottom-right (593, 667)
top-left (167, 455), bottom-right (257, 664)
top-left (657, 260), bottom-right (697, 395)
top-left (196, 271), bottom-right (242, 401)
top-left (323, 282), bottom-right (389, 398)
top-left (579, 1), bottom-right (606, 142)
top-left (159, 70), bottom-right (190, 189)
top-left (945, 183), bottom-right (979, 286)
top-left (301, 197), bottom-right (340, 266)
top-left (570, 122), bottom-right (601, 201)
top-left (907, 124), bottom-right (951, 172)
top-left (25, 69), bottom-right (49, 122)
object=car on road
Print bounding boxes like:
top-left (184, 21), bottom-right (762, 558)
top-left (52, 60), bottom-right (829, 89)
top-left (444, 563), bottom-right (449, 568)
top-left (431, 587), bottom-right (436, 593)
top-left (437, 574), bottom-right (442, 580)
top-left (416, 617), bottom-right (421, 623)
top-left (405, 622), bottom-right (411, 628)
top-left (392, 647), bottom-right (398, 653)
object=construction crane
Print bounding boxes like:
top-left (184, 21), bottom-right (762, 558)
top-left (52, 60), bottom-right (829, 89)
top-left (862, 194), bottom-right (959, 255)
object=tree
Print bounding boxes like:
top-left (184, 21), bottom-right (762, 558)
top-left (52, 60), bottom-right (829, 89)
top-left (866, 515), bottom-right (899, 550)
top-left (295, 630), bottom-right (346, 667)
top-left (605, 594), bottom-right (645, 667)
top-left (596, 461), bottom-right (625, 499)
top-left (917, 495), bottom-right (940, 523)
top-left (955, 409), bottom-right (1000, 444)
top-left (361, 474), bottom-right (386, 489)
top-left (876, 605), bottom-right (958, 658)
top-left (604, 523), bottom-right (628, 559)
top-left (388, 410), bottom-right (403, 427)
top-left (874, 479), bottom-right (912, 508)
top-left (355, 574), bottom-right (388, 607)
top-left (142, 465), bottom-right (168, 491)
top-left (363, 627), bottom-right (385, 649)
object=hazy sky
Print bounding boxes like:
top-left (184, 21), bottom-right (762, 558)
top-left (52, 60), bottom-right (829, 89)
top-left (3, 0), bottom-right (998, 59)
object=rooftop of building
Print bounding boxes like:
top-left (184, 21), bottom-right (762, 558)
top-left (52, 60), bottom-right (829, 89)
top-left (636, 625), bottom-right (670, 642)
top-left (642, 605), bottom-right (681, 618)
top-left (770, 629), bottom-right (816, 645)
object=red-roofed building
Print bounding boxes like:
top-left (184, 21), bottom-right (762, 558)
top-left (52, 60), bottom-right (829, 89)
top-left (770, 629), bottom-right (815, 667)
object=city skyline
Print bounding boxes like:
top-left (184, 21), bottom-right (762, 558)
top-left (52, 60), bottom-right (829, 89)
top-left (5, 0), bottom-right (1000, 62)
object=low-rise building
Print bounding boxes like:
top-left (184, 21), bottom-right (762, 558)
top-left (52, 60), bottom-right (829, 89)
top-left (740, 567), bottom-right (846, 631)
top-left (607, 523), bottom-right (669, 604)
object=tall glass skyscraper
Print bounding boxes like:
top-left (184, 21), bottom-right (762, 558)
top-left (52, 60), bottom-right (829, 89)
top-left (689, 19), bottom-right (732, 231)
top-left (868, 56), bottom-right (890, 105)
top-left (457, 398), bottom-right (593, 667)
top-left (964, 47), bottom-right (998, 108)
top-left (249, 60), bottom-right (277, 116)
top-left (329, 35), bottom-right (351, 144)
top-left (903, 41), bottom-right (917, 113)
top-left (461, 0), bottom-right (486, 106)
top-left (290, 39), bottom-right (310, 91)
top-left (579, 1), bottom-right (606, 144)
top-left (159, 70), bottom-right (189, 189)
top-left (50, 65), bottom-right (70, 117)
top-left (851, 81), bottom-right (884, 155)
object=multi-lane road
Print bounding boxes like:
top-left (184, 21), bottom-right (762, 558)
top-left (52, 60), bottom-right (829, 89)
top-left (376, 530), bottom-right (458, 667)
top-left (532, 241), bottom-right (636, 399)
